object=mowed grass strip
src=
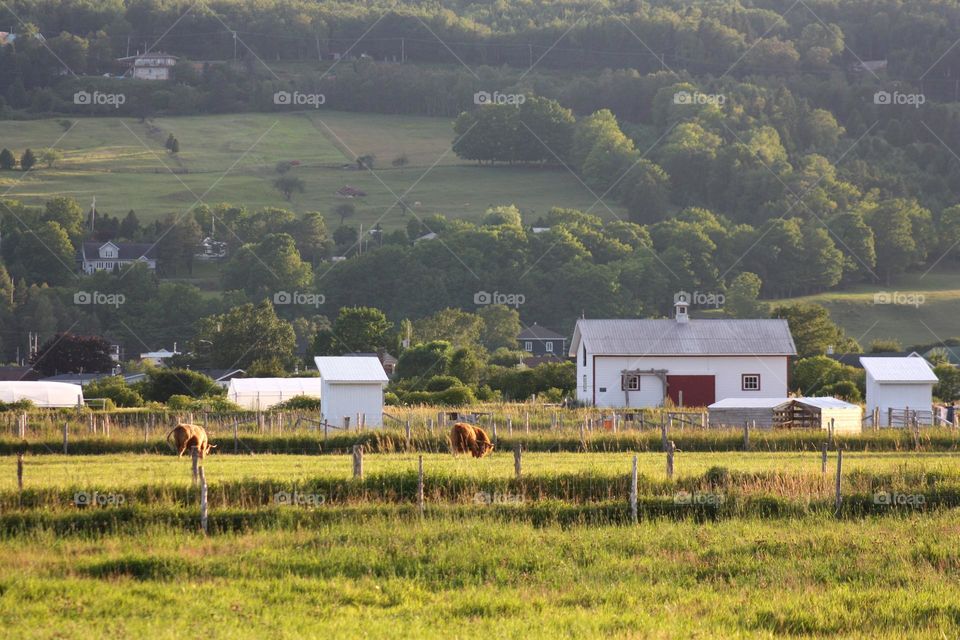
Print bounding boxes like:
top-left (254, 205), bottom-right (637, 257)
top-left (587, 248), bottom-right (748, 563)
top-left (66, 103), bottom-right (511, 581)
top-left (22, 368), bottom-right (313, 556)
top-left (0, 514), bottom-right (958, 638)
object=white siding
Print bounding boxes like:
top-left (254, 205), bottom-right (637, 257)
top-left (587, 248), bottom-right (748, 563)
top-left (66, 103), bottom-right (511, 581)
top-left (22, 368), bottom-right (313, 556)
top-left (321, 382), bottom-right (384, 428)
top-left (866, 378), bottom-right (935, 426)
top-left (577, 354), bottom-right (789, 408)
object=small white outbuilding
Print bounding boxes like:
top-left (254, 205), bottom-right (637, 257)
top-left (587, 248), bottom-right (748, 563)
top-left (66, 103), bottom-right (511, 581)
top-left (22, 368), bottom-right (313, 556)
top-left (708, 396), bottom-right (862, 432)
top-left (861, 356), bottom-right (938, 426)
top-left (0, 381), bottom-right (84, 408)
top-left (227, 377), bottom-right (323, 411)
top-left (314, 356), bottom-right (389, 428)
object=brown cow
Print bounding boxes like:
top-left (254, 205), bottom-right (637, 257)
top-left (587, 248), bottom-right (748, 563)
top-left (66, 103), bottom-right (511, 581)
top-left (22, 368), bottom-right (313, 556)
top-left (450, 422), bottom-right (494, 458)
top-left (166, 423), bottom-right (216, 459)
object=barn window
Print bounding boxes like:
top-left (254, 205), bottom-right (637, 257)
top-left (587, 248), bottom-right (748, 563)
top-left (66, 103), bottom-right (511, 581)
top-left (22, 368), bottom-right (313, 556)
top-left (742, 374), bottom-right (761, 391)
top-left (622, 374), bottom-right (641, 391)
top-left (582, 345), bottom-right (586, 366)
top-left (582, 375), bottom-right (588, 392)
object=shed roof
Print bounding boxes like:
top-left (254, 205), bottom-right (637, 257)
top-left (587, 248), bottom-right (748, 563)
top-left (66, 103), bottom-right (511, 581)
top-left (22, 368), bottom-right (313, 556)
top-left (227, 378), bottom-right (323, 395)
top-left (860, 357), bottom-right (938, 383)
top-left (569, 318), bottom-right (796, 357)
top-left (314, 356), bottom-right (388, 383)
top-left (708, 396), bottom-right (859, 410)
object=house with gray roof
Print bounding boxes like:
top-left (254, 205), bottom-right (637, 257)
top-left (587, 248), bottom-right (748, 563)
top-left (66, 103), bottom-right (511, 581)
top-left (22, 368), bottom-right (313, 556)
top-left (80, 241), bottom-right (157, 274)
top-left (568, 300), bottom-right (796, 408)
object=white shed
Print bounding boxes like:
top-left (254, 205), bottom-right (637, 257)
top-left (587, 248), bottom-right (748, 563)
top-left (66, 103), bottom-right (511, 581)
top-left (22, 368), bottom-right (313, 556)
top-left (0, 381), bottom-right (84, 407)
top-left (861, 356), bottom-right (938, 426)
top-left (314, 356), bottom-right (388, 428)
top-left (227, 377), bottom-right (323, 411)
top-left (708, 396), bottom-right (862, 432)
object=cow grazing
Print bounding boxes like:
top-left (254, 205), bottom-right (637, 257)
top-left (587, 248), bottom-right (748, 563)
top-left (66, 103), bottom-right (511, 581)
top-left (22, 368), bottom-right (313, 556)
top-left (166, 423), bottom-right (216, 459)
top-left (450, 422), bottom-right (494, 458)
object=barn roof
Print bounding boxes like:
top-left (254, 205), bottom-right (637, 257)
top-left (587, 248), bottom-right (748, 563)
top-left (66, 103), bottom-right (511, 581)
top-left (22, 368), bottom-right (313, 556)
top-left (860, 357), bottom-right (938, 383)
top-left (569, 318), bottom-right (796, 357)
top-left (314, 356), bottom-right (388, 383)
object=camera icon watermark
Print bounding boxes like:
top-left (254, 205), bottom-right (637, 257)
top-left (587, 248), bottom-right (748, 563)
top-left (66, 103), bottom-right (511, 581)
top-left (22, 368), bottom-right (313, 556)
top-left (273, 91), bottom-right (326, 108)
top-left (673, 90), bottom-right (725, 106)
top-left (74, 90), bottom-right (126, 109)
top-left (273, 291), bottom-right (325, 308)
top-left (673, 491), bottom-right (725, 506)
top-left (873, 491), bottom-right (925, 507)
top-left (474, 91), bottom-right (526, 106)
top-left (873, 90), bottom-right (925, 108)
top-left (873, 291), bottom-right (925, 308)
top-left (674, 290), bottom-right (724, 309)
top-left (474, 290), bottom-right (525, 308)
top-left (473, 490), bottom-right (524, 505)
top-left (74, 491), bottom-right (126, 507)
top-left (74, 290), bottom-right (125, 308)
top-left (274, 491), bottom-right (325, 506)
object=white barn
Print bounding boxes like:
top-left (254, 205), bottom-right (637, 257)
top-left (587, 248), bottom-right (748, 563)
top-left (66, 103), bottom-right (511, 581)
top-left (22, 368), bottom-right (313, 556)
top-left (227, 377), bottom-right (323, 411)
top-left (861, 356), bottom-right (937, 426)
top-left (314, 356), bottom-right (389, 428)
top-left (0, 381), bottom-right (84, 407)
top-left (569, 302), bottom-right (796, 408)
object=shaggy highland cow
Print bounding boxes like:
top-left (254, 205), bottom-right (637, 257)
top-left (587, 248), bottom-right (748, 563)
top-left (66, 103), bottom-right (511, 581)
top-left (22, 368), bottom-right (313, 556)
top-left (166, 423), bottom-right (216, 459)
top-left (450, 422), bottom-right (494, 458)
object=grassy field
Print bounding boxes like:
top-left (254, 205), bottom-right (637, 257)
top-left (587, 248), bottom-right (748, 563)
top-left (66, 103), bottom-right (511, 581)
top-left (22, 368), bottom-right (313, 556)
top-left (0, 112), bottom-right (619, 228)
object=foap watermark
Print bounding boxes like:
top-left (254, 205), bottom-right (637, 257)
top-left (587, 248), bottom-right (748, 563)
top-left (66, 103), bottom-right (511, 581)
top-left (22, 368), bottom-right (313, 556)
top-left (274, 491), bottom-right (326, 506)
top-left (74, 491), bottom-right (126, 507)
top-left (74, 291), bottom-right (125, 308)
top-left (674, 290), bottom-right (724, 309)
top-left (474, 91), bottom-right (526, 106)
top-left (874, 90), bottom-right (925, 108)
top-left (273, 90), bottom-right (326, 108)
top-left (873, 491), bottom-right (925, 507)
top-left (74, 90), bottom-right (126, 109)
top-left (674, 491), bottom-right (725, 506)
top-left (473, 490), bottom-right (524, 505)
top-left (273, 291), bottom-right (325, 308)
top-left (873, 291), bottom-right (925, 308)
top-left (474, 290), bottom-right (525, 308)
top-left (673, 90), bottom-right (725, 106)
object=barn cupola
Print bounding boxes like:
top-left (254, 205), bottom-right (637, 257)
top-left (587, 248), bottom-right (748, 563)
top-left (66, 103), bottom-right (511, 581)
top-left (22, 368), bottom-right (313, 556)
top-left (674, 293), bottom-right (690, 324)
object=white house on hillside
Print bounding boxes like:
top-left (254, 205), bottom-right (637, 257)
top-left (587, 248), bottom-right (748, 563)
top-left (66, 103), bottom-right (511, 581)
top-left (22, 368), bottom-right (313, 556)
top-left (314, 356), bottom-right (388, 428)
top-left (861, 356), bottom-right (938, 425)
top-left (80, 241), bottom-right (157, 274)
top-left (569, 301), bottom-right (796, 408)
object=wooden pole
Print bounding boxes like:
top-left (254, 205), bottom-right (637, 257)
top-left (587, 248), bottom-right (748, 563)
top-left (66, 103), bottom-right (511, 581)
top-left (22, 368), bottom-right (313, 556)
top-left (525, 411), bottom-right (530, 434)
top-left (417, 455), bottom-right (424, 517)
top-left (666, 440), bottom-right (675, 480)
top-left (352, 444), bottom-right (364, 479)
top-left (743, 420), bottom-right (750, 451)
top-left (17, 453), bottom-right (23, 491)
top-left (199, 466), bottom-right (208, 535)
top-left (191, 446), bottom-right (199, 486)
top-left (405, 420), bottom-right (411, 449)
top-left (821, 442), bottom-right (828, 475)
top-left (514, 443), bottom-right (522, 479)
top-left (630, 455), bottom-right (638, 524)
top-left (507, 418), bottom-right (513, 436)
top-left (62, 423), bottom-right (68, 454)
top-left (834, 450), bottom-right (843, 513)
top-left (660, 415), bottom-right (668, 451)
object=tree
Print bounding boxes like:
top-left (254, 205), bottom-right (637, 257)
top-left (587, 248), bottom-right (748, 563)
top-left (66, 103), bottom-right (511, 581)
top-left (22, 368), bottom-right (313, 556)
top-left (312, 306), bottom-right (393, 356)
top-left (38, 148), bottom-right (63, 169)
top-left (43, 196), bottom-right (85, 242)
top-left (222, 233), bottom-right (312, 298)
top-left (274, 175), bottom-right (304, 201)
top-left (140, 368), bottom-right (221, 403)
top-left (334, 203), bottom-right (356, 226)
top-left (192, 301), bottom-right (297, 369)
top-left (478, 304), bottom-right (522, 351)
top-left (356, 154), bottom-right (375, 170)
top-left (866, 199), bottom-right (932, 284)
top-left (31, 333), bottom-right (113, 376)
top-left (119, 210), bottom-right (141, 240)
top-left (791, 355), bottom-right (863, 397)
top-left (13, 221), bottom-right (76, 285)
top-left (869, 339), bottom-right (902, 353)
top-left (770, 303), bottom-right (858, 358)
top-left (413, 308), bottom-right (484, 347)
top-left (0, 148), bottom-right (15, 170)
top-left (394, 340), bottom-right (453, 382)
top-left (934, 363), bottom-right (960, 402)
top-left (391, 154), bottom-right (409, 171)
top-left (20, 148), bottom-right (36, 171)
top-left (725, 272), bottom-right (764, 318)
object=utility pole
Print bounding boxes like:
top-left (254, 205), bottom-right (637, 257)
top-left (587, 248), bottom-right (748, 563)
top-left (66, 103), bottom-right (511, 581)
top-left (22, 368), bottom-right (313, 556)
top-left (232, 31), bottom-right (238, 63)
top-left (401, 37), bottom-right (405, 63)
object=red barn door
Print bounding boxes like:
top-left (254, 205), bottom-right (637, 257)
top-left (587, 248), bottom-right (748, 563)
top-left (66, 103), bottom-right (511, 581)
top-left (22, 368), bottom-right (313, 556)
top-left (666, 375), bottom-right (715, 407)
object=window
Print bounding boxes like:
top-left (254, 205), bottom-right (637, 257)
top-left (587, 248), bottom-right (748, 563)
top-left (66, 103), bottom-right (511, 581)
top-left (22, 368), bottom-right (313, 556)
top-left (524, 341), bottom-right (533, 352)
top-left (582, 375), bottom-right (588, 392)
top-left (582, 345), bottom-right (587, 366)
top-left (621, 374), bottom-right (641, 391)
top-left (742, 374), bottom-right (761, 391)
top-left (545, 341), bottom-right (553, 352)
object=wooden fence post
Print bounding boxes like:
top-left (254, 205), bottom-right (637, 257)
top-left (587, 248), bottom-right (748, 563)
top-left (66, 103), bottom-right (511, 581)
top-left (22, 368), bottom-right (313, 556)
top-left (233, 419), bottom-right (239, 453)
top-left (525, 411), bottom-right (530, 434)
top-left (352, 445), bottom-right (364, 479)
top-left (191, 446), bottom-right (199, 486)
top-left (343, 416), bottom-right (351, 431)
top-left (63, 423), bottom-right (68, 454)
top-left (834, 450), bottom-right (843, 513)
top-left (666, 440), bottom-right (675, 480)
top-left (405, 420), bottom-right (411, 449)
top-left (660, 416), bottom-right (668, 451)
top-left (630, 455), bottom-right (638, 524)
top-left (199, 466), bottom-right (208, 535)
top-left (514, 444), bottom-right (522, 479)
top-left (417, 455), bottom-right (424, 517)
top-left (743, 420), bottom-right (750, 451)
top-left (821, 442), bottom-right (828, 475)
top-left (492, 420), bottom-right (498, 444)
top-left (507, 418), bottom-right (513, 436)
top-left (17, 453), bottom-right (23, 492)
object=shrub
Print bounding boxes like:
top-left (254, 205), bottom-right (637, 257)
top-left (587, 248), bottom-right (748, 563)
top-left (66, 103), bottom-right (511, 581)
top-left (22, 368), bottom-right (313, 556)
top-left (272, 395), bottom-right (322, 411)
top-left (85, 376), bottom-right (144, 408)
top-left (140, 369), bottom-right (222, 403)
top-left (0, 399), bottom-right (34, 412)
top-left (437, 385), bottom-right (476, 406)
top-left (425, 375), bottom-right (461, 392)
top-left (384, 391), bottom-right (400, 406)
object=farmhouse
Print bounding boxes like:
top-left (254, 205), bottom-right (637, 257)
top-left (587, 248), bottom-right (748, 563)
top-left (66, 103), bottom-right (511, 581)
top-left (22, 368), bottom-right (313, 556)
top-left (80, 241), bottom-right (157, 274)
top-left (861, 356), bottom-right (938, 426)
top-left (0, 381), bottom-right (83, 407)
top-left (118, 52), bottom-right (178, 80)
top-left (708, 397), bottom-right (862, 433)
top-left (518, 323), bottom-right (567, 357)
top-left (569, 301), bottom-right (796, 408)
top-left (227, 377), bottom-right (324, 411)
top-left (314, 356), bottom-right (389, 428)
